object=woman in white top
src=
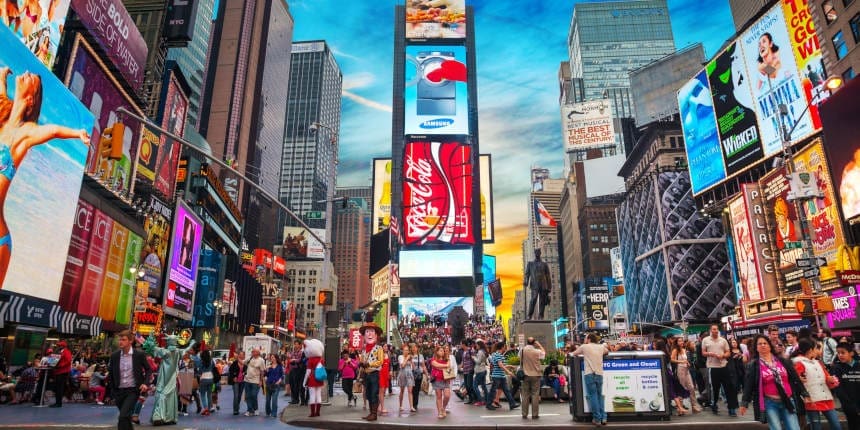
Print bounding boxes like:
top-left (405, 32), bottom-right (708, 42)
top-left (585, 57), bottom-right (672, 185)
top-left (397, 344), bottom-right (415, 413)
top-left (791, 339), bottom-right (842, 430)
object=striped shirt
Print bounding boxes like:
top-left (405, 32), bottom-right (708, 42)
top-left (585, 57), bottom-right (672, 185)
top-left (489, 352), bottom-right (506, 378)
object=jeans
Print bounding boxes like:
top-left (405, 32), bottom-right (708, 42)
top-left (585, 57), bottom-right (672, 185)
top-left (584, 373), bottom-right (606, 423)
top-left (806, 409), bottom-right (842, 430)
top-left (364, 371), bottom-right (380, 409)
top-left (289, 368), bottom-right (303, 403)
top-left (545, 377), bottom-right (561, 398)
top-left (232, 382), bottom-right (244, 414)
top-left (489, 377), bottom-right (516, 409)
top-left (463, 371), bottom-right (475, 401)
top-left (199, 380), bottom-right (213, 411)
top-left (245, 382), bottom-right (260, 413)
top-left (473, 371), bottom-right (488, 404)
top-left (265, 384), bottom-right (280, 417)
top-left (327, 369), bottom-right (336, 398)
top-left (412, 374), bottom-right (422, 409)
top-left (521, 375), bottom-right (541, 417)
top-left (114, 387), bottom-right (139, 430)
top-left (764, 397), bottom-right (801, 430)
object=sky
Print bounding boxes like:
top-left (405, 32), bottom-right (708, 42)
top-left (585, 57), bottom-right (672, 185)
top-left (288, 0), bottom-right (736, 323)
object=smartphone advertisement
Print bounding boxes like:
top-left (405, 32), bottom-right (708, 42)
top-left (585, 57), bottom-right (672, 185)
top-left (404, 45), bottom-right (469, 135)
top-left (164, 200), bottom-right (204, 320)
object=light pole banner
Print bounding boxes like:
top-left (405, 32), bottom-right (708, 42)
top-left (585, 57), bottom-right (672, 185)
top-left (561, 99), bottom-right (615, 150)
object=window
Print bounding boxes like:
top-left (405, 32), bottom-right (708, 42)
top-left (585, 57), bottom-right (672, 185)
top-left (833, 31), bottom-right (849, 59)
top-left (852, 13), bottom-right (860, 42)
top-left (824, 1), bottom-right (838, 23)
top-left (843, 67), bottom-right (856, 81)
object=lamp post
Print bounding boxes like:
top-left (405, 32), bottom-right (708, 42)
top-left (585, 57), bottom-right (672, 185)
top-left (763, 70), bottom-right (843, 330)
top-left (309, 121), bottom-right (338, 343)
top-left (213, 299), bottom-right (223, 349)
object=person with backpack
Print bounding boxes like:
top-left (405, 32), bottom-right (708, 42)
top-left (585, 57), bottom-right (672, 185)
top-left (818, 329), bottom-right (838, 370)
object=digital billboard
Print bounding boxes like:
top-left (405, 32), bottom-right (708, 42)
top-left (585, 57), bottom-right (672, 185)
top-left (402, 141), bottom-right (474, 246)
top-left (0, 0), bottom-right (71, 67)
top-left (739, 6), bottom-right (814, 156)
top-left (404, 45), bottom-right (469, 135)
top-left (283, 227), bottom-right (326, 260)
top-left (77, 209), bottom-right (112, 316)
top-left (707, 41), bottom-right (763, 175)
top-left (116, 231), bottom-right (143, 325)
top-left (405, 0), bottom-right (466, 39)
top-left (70, 0), bottom-right (147, 90)
top-left (481, 254), bottom-right (496, 316)
top-left (678, 70), bottom-right (726, 195)
top-left (164, 200), bottom-right (204, 320)
top-left (154, 69), bottom-right (189, 199)
top-left (479, 154), bottom-right (494, 242)
top-left (0, 26), bottom-right (94, 301)
top-left (792, 141), bottom-right (845, 280)
top-left (399, 249), bottom-right (472, 278)
top-left (140, 196), bottom-right (172, 299)
top-left (399, 297), bottom-right (473, 318)
top-left (560, 99), bottom-right (615, 150)
top-left (760, 167), bottom-right (804, 294)
top-left (191, 246), bottom-right (223, 328)
top-left (826, 287), bottom-right (859, 330)
top-left (66, 36), bottom-right (143, 194)
top-left (372, 158), bottom-right (392, 235)
top-left (820, 77), bottom-right (860, 223)
top-left (59, 200), bottom-right (95, 311)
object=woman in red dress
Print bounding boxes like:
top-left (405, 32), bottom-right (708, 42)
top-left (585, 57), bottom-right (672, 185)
top-left (378, 342), bottom-right (391, 415)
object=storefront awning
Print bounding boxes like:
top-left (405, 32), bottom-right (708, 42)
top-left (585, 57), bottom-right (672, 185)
top-left (59, 312), bottom-right (103, 337)
top-left (0, 293), bottom-right (61, 329)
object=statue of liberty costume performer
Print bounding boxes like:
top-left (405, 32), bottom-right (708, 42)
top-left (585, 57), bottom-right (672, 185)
top-left (142, 334), bottom-right (196, 425)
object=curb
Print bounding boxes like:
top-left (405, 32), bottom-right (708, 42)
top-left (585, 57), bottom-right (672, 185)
top-left (284, 418), bottom-right (770, 430)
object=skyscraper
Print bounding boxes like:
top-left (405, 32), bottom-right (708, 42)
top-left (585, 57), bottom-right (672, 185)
top-left (333, 189), bottom-right (372, 316)
top-left (280, 41), bottom-right (343, 234)
top-left (200, 0), bottom-right (294, 250)
top-left (167, 0), bottom-right (218, 131)
top-left (567, 0), bottom-right (676, 114)
top-left (526, 172), bottom-right (564, 322)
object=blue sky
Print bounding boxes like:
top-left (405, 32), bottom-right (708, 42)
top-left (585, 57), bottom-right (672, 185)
top-left (289, 0), bottom-right (736, 319)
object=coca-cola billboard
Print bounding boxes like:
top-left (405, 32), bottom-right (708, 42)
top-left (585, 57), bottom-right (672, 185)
top-left (402, 141), bottom-right (474, 246)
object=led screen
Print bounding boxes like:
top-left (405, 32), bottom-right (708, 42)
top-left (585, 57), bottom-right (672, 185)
top-left (821, 78), bottom-right (860, 222)
top-left (0, 27), bottom-right (93, 301)
top-left (164, 200), bottom-right (204, 320)
top-left (405, 0), bottom-right (466, 39)
top-left (399, 249), bottom-right (472, 278)
top-left (372, 158), bottom-right (392, 234)
top-left (399, 297), bottom-right (474, 318)
top-left (402, 141), bottom-right (474, 246)
top-left (404, 45), bottom-right (469, 135)
top-left (678, 70), bottom-right (726, 195)
top-left (479, 154), bottom-right (494, 242)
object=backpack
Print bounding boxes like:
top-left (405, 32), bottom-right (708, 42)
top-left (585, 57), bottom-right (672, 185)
top-left (314, 363), bottom-right (327, 381)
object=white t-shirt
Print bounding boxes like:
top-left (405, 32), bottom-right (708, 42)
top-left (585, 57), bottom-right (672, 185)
top-left (701, 336), bottom-right (729, 368)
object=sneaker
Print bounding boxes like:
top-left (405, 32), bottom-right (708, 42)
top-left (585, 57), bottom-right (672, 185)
top-left (486, 404), bottom-right (498, 410)
top-left (473, 401), bottom-right (485, 407)
top-left (253, 411), bottom-right (259, 416)
top-left (96, 401), bottom-right (104, 405)
top-left (244, 412), bottom-right (253, 417)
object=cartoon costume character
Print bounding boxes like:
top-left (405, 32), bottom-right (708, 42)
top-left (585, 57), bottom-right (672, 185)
top-left (302, 338), bottom-right (325, 417)
top-left (358, 322), bottom-right (384, 421)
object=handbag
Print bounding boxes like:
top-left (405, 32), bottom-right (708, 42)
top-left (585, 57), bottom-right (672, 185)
top-left (516, 368), bottom-right (525, 381)
top-left (442, 365), bottom-right (456, 381)
top-left (314, 363), bottom-right (328, 381)
top-left (421, 376), bottom-right (430, 394)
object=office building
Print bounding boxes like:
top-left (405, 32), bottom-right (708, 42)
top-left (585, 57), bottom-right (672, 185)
top-left (285, 261), bottom-right (337, 338)
top-left (567, 0), bottom-right (676, 110)
top-left (616, 121), bottom-right (733, 324)
top-left (526, 172), bottom-right (564, 323)
top-left (333, 189), bottom-right (372, 317)
top-left (125, 0), bottom-right (170, 117)
top-left (728, 0), bottom-right (773, 31)
top-left (280, 41), bottom-right (343, 236)
top-left (200, 0), bottom-right (294, 250)
top-left (810, 0), bottom-right (860, 82)
top-left (167, 0), bottom-right (218, 131)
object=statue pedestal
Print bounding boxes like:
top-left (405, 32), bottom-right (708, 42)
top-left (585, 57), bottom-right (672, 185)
top-left (520, 320), bottom-right (556, 354)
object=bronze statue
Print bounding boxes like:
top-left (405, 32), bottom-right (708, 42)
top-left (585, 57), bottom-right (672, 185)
top-left (523, 249), bottom-right (551, 320)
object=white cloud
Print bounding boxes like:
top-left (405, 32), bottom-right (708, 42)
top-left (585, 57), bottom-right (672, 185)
top-left (342, 90), bottom-right (392, 113)
top-left (342, 72), bottom-right (376, 90)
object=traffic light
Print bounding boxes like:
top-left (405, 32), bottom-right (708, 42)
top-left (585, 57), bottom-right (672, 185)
top-left (796, 298), bottom-right (814, 316)
top-left (101, 122), bottom-right (125, 160)
top-left (317, 290), bottom-right (333, 306)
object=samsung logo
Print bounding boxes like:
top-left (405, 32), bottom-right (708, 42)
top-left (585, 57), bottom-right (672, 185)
top-left (419, 119), bottom-right (455, 129)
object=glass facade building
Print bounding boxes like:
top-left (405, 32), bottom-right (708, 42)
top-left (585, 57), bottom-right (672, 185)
top-left (567, 0), bottom-right (676, 111)
top-left (280, 41), bottom-right (343, 232)
top-left (167, 0), bottom-right (217, 131)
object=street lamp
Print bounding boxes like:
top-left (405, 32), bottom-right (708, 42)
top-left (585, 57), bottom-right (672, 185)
top-left (309, 121), bottom-right (338, 343)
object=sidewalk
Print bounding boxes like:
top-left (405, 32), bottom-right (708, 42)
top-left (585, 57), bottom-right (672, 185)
top-left (282, 390), bottom-right (768, 430)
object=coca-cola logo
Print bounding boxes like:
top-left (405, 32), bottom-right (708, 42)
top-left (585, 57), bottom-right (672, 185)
top-left (402, 142), bottom-right (474, 246)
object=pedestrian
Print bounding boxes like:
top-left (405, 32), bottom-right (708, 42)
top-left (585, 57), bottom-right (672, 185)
top-left (287, 340), bottom-right (305, 405)
top-left (89, 364), bottom-right (108, 405)
top-left (243, 348), bottom-right (266, 416)
top-left (784, 331), bottom-right (799, 358)
top-left (830, 342), bottom-right (859, 430)
top-left (791, 338), bottom-right (842, 430)
top-left (302, 338), bottom-right (325, 418)
top-left (131, 355), bottom-right (157, 423)
top-left (429, 345), bottom-right (453, 419)
top-left (50, 341), bottom-right (72, 407)
top-left (818, 329), bottom-right (838, 371)
top-left (768, 325), bottom-right (786, 358)
top-left (397, 343), bottom-right (415, 413)
top-left (739, 335), bottom-right (808, 430)
top-left (459, 340), bottom-right (476, 404)
top-left (359, 322), bottom-right (385, 422)
top-left (729, 338), bottom-right (747, 392)
top-left (378, 341), bottom-right (391, 415)
top-left (702, 324), bottom-right (739, 416)
top-left (339, 350), bottom-right (359, 408)
top-left (658, 338), bottom-right (690, 416)
top-left (409, 343), bottom-right (425, 411)
top-left (108, 330), bottom-right (152, 430)
top-left (572, 333), bottom-right (609, 426)
top-left (228, 351), bottom-right (246, 416)
top-left (264, 353), bottom-right (284, 418)
top-left (486, 341), bottom-right (518, 411)
top-left (694, 332), bottom-right (711, 408)
top-left (197, 349), bottom-right (215, 416)
top-left (519, 337), bottom-right (545, 419)
top-left (671, 337), bottom-right (702, 412)
top-left (444, 344), bottom-right (458, 413)
top-left (472, 340), bottom-right (489, 407)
